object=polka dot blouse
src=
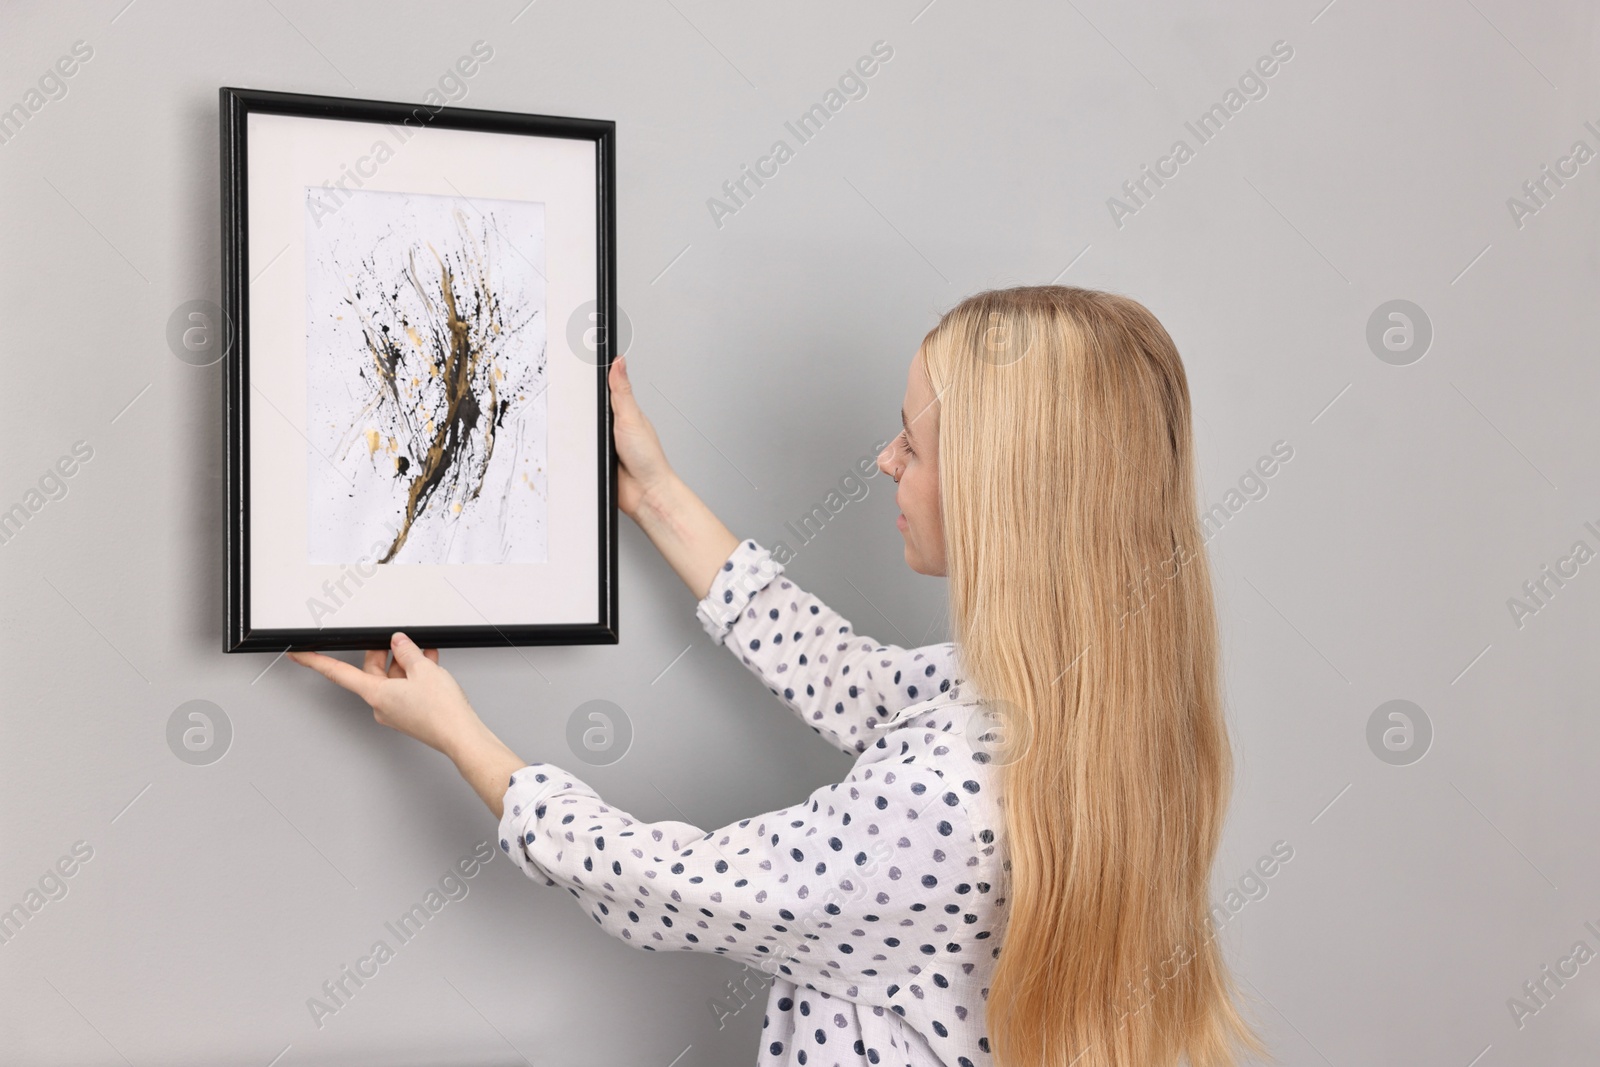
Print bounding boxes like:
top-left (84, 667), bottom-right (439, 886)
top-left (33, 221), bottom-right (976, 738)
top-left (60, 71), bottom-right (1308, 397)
top-left (499, 539), bottom-right (1008, 1067)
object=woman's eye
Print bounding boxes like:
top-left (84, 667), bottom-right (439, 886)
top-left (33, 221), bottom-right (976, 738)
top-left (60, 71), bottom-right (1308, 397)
top-left (900, 431), bottom-right (914, 456)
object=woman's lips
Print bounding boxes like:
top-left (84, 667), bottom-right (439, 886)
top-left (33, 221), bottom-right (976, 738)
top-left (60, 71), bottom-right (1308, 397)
top-left (896, 513), bottom-right (907, 530)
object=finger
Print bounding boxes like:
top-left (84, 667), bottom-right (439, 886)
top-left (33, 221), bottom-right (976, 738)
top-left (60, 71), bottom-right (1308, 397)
top-left (390, 631), bottom-right (428, 672)
top-left (289, 650), bottom-right (383, 704)
top-left (424, 648), bottom-right (440, 664)
top-left (362, 649), bottom-right (388, 678)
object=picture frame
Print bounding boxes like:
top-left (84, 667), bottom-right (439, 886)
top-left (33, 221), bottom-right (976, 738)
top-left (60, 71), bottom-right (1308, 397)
top-left (219, 87), bottom-right (617, 653)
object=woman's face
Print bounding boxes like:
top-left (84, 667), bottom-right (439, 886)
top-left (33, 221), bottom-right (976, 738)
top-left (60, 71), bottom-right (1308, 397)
top-left (878, 345), bottom-right (946, 576)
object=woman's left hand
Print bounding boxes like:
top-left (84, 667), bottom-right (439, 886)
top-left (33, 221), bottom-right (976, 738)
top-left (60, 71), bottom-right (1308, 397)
top-left (288, 632), bottom-right (483, 759)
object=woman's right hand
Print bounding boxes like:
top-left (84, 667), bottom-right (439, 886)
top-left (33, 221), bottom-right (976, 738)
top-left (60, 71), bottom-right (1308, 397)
top-left (608, 354), bottom-right (677, 520)
top-left (608, 353), bottom-right (740, 597)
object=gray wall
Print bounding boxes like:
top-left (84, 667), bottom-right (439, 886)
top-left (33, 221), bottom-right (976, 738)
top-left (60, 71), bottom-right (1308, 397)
top-left (3, 0), bottom-right (1597, 1063)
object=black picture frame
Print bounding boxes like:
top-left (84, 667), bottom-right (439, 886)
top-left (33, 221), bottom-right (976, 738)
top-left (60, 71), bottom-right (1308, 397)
top-left (220, 87), bottom-right (617, 653)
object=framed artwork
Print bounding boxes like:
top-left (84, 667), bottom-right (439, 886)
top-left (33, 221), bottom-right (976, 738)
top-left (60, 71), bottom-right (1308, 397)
top-left (220, 87), bottom-right (617, 652)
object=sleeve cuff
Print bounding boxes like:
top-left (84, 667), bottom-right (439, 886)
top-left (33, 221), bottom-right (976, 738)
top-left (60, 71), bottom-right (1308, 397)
top-left (694, 538), bottom-right (785, 643)
top-left (497, 762), bottom-right (588, 886)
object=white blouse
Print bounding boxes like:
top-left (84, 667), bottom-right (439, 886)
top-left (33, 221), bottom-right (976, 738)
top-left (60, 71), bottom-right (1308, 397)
top-left (499, 538), bottom-right (1007, 1067)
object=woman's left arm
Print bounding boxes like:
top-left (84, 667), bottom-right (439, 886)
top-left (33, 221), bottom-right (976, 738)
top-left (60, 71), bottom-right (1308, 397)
top-left (497, 753), bottom-right (975, 968)
top-left (289, 631), bottom-right (1003, 976)
top-left (288, 632), bottom-right (527, 818)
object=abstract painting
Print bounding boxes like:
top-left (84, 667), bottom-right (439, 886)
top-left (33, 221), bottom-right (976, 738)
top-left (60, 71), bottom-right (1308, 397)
top-left (223, 87), bottom-right (616, 651)
top-left (304, 188), bottom-right (548, 566)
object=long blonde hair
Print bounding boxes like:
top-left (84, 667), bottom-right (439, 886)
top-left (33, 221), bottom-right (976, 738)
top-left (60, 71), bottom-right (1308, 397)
top-left (920, 286), bottom-right (1266, 1067)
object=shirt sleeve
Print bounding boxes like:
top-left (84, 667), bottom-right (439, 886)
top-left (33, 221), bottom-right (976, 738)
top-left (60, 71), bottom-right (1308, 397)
top-left (694, 538), bottom-right (961, 755)
top-left (496, 757), bottom-right (988, 973)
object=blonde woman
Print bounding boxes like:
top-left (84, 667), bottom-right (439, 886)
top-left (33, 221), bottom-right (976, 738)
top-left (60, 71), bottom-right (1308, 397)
top-left (291, 285), bottom-right (1265, 1067)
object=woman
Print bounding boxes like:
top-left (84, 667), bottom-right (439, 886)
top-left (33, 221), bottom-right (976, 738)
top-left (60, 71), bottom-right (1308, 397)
top-left (290, 285), bottom-right (1265, 1067)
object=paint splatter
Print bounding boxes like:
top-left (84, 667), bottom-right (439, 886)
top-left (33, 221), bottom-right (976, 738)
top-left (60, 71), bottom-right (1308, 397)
top-left (305, 189), bottom-right (548, 565)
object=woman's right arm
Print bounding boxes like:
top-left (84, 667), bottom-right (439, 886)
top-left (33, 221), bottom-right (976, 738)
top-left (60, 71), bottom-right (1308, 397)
top-left (631, 475), bottom-right (741, 602)
top-left (610, 356), bottom-right (960, 753)
top-left (693, 538), bottom-right (960, 754)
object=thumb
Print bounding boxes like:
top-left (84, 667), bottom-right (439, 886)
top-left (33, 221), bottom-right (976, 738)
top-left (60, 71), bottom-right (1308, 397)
top-left (609, 354), bottom-right (633, 398)
top-left (391, 631), bottom-right (427, 671)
